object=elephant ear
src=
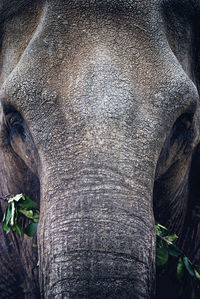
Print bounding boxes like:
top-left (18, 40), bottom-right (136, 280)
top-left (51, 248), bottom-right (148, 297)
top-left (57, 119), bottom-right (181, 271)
top-left (194, 18), bottom-right (200, 93)
top-left (180, 143), bottom-right (200, 264)
top-left (183, 14), bottom-right (200, 263)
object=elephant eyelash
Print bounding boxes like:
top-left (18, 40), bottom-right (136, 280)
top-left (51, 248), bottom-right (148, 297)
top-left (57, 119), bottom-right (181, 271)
top-left (6, 112), bottom-right (23, 128)
top-left (2, 105), bottom-right (25, 141)
top-left (170, 113), bottom-right (194, 141)
top-left (3, 105), bottom-right (23, 128)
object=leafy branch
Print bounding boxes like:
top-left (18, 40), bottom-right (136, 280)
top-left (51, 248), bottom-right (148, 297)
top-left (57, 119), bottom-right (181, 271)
top-left (1, 194), bottom-right (200, 297)
top-left (1, 194), bottom-right (39, 237)
top-left (156, 222), bottom-right (200, 298)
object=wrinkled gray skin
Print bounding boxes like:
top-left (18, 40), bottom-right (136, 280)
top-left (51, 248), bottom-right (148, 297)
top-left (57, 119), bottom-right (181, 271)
top-left (0, 0), bottom-right (200, 298)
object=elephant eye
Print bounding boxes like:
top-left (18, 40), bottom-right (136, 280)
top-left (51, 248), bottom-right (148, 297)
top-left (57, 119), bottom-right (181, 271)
top-left (7, 112), bottom-right (23, 128)
top-left (170, 113), bottom-right (193, 142)
top-left (3, 106), bottom-right (25, 138)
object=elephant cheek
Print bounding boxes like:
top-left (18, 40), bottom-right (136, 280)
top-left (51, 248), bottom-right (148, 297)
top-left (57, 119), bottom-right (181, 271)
top-left (37, 162), bottom-right (156, 298)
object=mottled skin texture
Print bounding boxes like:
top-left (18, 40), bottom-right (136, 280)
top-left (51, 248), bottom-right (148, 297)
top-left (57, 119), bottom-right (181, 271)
top-left (0, 0), bottom-right (200, 298)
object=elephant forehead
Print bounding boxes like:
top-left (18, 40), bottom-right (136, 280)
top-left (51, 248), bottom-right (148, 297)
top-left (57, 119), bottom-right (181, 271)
top-left (0, 0), bottom-right (198, 128)
top-left (0, 0), bottom-right (198, 21)
top-left (0, 0), bottom-right (157, 13)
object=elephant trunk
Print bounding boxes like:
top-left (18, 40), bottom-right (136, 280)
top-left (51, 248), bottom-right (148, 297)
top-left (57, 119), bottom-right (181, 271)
top-left (38, 129), bottom-right (157, 298)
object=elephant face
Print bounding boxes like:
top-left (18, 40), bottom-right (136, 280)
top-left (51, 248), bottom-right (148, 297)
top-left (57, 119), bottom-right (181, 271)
top-left (0, 0), bottom-right (200, 298)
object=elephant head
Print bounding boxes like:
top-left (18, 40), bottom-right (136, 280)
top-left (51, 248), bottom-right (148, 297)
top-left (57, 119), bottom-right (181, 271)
top-left (0, 0), bottom-right (200, 298)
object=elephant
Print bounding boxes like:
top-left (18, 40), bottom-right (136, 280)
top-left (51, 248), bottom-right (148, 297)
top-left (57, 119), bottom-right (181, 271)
top-left (0, 0), bottom-right (200, 298)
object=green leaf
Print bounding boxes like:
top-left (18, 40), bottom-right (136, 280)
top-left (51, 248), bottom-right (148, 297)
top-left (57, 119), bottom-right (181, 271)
top-left (32, 210), bottom-right (40, 223)
top-left (18, 197), bottom-right (38, 210)
top-left (194, 269), bottom-right (200, 281)
top-left (155, 222), bottom-right (168, 230)
top-left (11, 211), bottom-right (20, 234)
top-left (3, 204), bottom-right (12, 225)
top-left (168, 243), bottom-right (181, 258)
top-left (2, 204), bottom-right (12, 233)
top-left (2, 221), bottom-right (10, 233)
top-left (24, 222), bottom-right (38, 237)
top-left (19, 209), bottom-right (34, 219)
top-left (194, 265), bottom-right (200, 273)
top-left (13, 223), bottom-right (22, 235)
top-left (164, 234), bottom-right (178, 244)
top-left (155, 221), bottom-right (200, 295)
top-left (177, 258), bottom-right (184, 281)
top-left (194, 265), bottom-right (200, 281)
top-left (1, 193), bottom-right (39, 237)
top-left (19, 209), bottom-right (39, 223)
top-left (183, 256), bottom-right (195, 277)
top-left (155, 222), bottom-right (168, 236)
top-left (8, 194), bottom-right (25, 203)
top-left (156, 246), bottom-right (169, 266)
top-left (10, 201), bottom-right (16, 226)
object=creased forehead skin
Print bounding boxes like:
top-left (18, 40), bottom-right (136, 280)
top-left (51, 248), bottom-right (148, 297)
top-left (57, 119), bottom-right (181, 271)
top-left (0, 0), bottom-right (199, 137)
top-left (0, 0), bottom-right (199, 18)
